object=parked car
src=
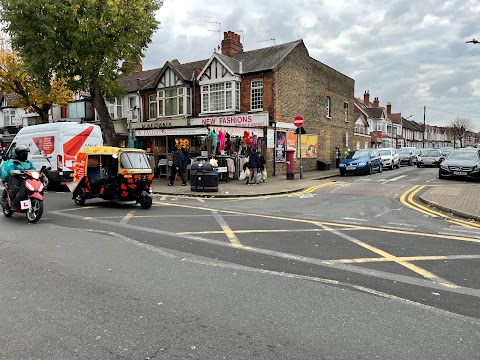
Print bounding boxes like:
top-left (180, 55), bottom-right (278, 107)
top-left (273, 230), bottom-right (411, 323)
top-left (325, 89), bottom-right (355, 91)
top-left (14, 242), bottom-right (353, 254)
top-left (378, 148), bottom-right (400, 170)
top-left (339, 149), bottom-right (382, 176)
top-left (439, 149), bottom-right (480, 180)
top-left (397, 148), bottom-right (416, 166)
top-left (440, 147), bottom-right (454, 157)
top-left (417, 148), bottom-right (444, 167)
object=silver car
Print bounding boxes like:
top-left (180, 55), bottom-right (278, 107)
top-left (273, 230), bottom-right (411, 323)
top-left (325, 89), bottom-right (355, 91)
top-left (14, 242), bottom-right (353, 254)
top-left (378, 148), bottom-right (400, 170)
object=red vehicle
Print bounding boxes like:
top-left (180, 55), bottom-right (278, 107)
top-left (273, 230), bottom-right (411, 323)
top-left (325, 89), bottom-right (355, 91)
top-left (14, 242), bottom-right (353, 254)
top-left (2, 166), bottom-right (49, 223)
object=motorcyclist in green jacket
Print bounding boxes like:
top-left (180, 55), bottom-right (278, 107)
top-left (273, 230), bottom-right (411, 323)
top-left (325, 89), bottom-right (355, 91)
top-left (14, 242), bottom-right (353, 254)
top-left (1, 145), bottom-right (36, 208)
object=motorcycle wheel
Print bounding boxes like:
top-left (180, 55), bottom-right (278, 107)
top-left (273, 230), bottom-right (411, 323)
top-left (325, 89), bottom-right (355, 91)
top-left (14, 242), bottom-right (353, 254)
top-left (74, 193), bottom-right (86, 206)
top-left (140, 197), bottom-right (152, 209)
top-left (26, 198), bottom-right (43, 223)
top-left (3, 203), bottom-right (13, 217)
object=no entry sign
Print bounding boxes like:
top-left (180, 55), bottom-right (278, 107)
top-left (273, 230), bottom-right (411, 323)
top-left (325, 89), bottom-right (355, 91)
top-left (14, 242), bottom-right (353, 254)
top-left (293, 116), bottom-right (304, 127)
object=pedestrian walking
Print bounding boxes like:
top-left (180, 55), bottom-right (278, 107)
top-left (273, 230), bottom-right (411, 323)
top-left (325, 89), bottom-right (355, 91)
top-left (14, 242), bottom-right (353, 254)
top-left (168, 147), bottom-right (186, 186)
top-left (247, 149), bottom-right (260, 185)
top-left (181, 147), bottom-right (189, 185)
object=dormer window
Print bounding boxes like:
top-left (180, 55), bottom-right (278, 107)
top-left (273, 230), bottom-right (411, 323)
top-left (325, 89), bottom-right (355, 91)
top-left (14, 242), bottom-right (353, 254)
top-left (201, 81), bottom-right (240, 113)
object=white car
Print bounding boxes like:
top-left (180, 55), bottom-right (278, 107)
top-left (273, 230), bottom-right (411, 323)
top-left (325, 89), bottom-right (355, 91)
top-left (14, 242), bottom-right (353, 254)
top-left (378, 148), bottom-right (400, 170)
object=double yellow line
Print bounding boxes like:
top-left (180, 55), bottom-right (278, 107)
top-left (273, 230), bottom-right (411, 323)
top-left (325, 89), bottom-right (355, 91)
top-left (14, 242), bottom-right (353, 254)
top-left (400, 185), bottom-right (480, 229)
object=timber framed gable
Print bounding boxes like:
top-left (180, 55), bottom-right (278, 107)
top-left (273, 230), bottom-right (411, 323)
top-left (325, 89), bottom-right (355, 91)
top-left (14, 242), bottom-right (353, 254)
top-left (197, 54), bottom-right (239, 85)
top-left (155, 64), bottom-right (187, 90)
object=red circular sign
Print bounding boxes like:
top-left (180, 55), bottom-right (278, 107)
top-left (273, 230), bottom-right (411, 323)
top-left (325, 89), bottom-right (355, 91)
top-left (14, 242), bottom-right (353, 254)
top-left (293, 115), bottom-right (304, 127)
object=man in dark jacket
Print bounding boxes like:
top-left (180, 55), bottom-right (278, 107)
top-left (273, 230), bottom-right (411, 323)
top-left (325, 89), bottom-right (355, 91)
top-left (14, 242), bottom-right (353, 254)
top-left (247, 149), bottom-right (260, 185)
top-left (168, 148), bottom-right (187, 186)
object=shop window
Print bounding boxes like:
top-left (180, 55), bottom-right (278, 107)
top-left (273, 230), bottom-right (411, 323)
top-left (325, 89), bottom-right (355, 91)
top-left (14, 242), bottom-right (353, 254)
top-left (201, 81), bottom-right (239, 114)
top-left (251, 79), bottom-right (263, 110)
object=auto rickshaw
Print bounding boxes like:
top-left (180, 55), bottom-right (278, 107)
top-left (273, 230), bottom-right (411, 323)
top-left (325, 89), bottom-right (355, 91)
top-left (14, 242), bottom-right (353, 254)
top-left (70, 146), bottom-right (153, 209)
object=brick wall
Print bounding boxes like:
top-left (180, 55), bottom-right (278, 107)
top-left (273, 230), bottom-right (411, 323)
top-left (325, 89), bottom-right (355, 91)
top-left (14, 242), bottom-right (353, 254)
top-left (269, 41), bottom-right (355, 176)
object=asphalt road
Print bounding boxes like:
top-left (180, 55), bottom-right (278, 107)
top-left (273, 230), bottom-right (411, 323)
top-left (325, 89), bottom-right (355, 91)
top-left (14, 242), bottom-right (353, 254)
top-left (1, 165), bottom-right (479, 359)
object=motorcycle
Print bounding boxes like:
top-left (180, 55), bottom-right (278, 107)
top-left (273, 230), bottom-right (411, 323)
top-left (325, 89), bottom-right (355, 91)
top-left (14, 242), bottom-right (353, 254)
top-left (2, 165), bottom-right (49, 223)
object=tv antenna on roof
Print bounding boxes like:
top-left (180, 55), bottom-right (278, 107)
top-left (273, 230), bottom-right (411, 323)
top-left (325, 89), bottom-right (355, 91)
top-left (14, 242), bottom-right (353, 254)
top-left (205, 21), bottom-right (221, 51)
top-left (258, 37), bottom-right (276, 46)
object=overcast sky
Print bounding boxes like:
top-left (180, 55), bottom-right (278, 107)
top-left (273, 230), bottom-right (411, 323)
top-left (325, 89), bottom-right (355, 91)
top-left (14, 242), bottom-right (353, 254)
top-left (143, 0), bottom-right (480, 131)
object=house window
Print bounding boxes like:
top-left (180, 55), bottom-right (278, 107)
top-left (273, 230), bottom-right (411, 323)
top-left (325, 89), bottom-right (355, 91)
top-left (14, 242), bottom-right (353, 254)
top-left (149, 94), bottom-right (157, 120)
top-left (326, 96), bottom-right (331, 118)
top-left (157, 87), bottom-right (191, 117)
top-left (3, 109), bottom-right (15, 126)
top-left (107, 99), bottom-right (122, 119)
top-left (344, 101), bottom-right (349, 122)
top-left (128, 97), bottom-right (137, 119)
top-left (67, 102), bottom-right (86, 119)
top-left (201, 81), bottom-right (239, 113)
top-left (251, 79), bottom-right (263, 110)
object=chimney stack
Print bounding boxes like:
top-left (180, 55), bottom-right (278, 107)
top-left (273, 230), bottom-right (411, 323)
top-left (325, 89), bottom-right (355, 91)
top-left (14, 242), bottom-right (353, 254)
top-left (387, 102), bottom-right (391, 114)
top-left (221, 31), bottom-right (243, 57)
top-left (363, 90), bottom-right (370, 106)
top-left (373, 97), bottom-right (379, 107)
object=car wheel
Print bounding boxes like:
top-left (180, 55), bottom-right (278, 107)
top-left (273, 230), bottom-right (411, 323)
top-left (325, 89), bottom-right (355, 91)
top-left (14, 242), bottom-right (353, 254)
top-left (390, 163), bottom-right (394, 170)
top-left (408, 160), bottom-right (412, 166)
top-left (438, 171), bottom-right (445, 179)
top-left (367, 165), bottom-right (372, 175)
top-left (417, 164), bottom-right (421, 168)
top-left (379, 164), bottom-right (383, 173)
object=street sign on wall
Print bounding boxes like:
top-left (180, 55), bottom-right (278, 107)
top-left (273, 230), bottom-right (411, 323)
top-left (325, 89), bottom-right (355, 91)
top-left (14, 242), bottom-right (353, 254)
top-left (293, 115), bottom-right (304, 127)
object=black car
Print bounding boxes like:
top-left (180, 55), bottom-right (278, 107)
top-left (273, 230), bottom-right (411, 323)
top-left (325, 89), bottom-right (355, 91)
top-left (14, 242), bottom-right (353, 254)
top-left (439, 149), bottom-right (480, 180)
top-left (397, 148), bottom-right (416, 166)
top-left (417, 149), bottom-right (443, 167)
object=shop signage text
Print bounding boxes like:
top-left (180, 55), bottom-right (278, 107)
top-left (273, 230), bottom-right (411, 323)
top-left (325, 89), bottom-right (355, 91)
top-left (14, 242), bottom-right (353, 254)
top-left (191, 112), bottom-right (268, 128)
top-left (131, 118), bottom-right (188, 129)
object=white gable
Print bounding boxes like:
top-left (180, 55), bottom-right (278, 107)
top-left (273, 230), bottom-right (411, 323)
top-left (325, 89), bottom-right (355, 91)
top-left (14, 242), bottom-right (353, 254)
top-left (198, 54), bottom-right (237, 84)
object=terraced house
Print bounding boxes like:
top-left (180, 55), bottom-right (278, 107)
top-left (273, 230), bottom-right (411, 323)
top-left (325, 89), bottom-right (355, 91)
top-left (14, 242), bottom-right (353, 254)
top-left (126, 31), bottom-right (355, 176)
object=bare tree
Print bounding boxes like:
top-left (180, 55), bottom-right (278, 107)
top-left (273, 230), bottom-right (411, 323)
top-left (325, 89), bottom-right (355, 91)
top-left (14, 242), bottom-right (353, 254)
top-left (450, 117), bottom-right (472, 148)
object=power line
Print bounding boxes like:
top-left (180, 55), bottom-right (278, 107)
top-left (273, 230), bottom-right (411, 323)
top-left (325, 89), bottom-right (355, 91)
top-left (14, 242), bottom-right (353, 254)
top-left (426, 106), bottom-right (480, 119)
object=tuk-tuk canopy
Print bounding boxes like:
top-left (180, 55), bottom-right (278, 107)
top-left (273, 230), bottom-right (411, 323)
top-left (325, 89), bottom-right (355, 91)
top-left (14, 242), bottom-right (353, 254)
top-left (73, 146), bottom-right (151, 182)
top-left (76, 146), bottom-right (147, 156)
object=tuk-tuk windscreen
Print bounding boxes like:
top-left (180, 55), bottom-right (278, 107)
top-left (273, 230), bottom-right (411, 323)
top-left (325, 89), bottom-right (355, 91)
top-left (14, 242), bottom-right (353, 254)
top-left (120, 152), bottom-right (151, 169)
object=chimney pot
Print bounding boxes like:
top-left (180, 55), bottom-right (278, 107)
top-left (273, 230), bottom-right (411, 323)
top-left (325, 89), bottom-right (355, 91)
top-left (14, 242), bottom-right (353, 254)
top-left (221, 30), bottom-right (244, 57)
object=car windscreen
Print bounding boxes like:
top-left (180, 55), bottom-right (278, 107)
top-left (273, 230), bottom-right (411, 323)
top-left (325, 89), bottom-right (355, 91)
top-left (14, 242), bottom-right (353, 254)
top-left (378, 150), bottom-right (391, 156)
top-left (446, 151), bottom-right (480, 161)
top-left (421, 150), bottom-right (441, 157)
top-left (120, 152), bottom-right (151, 169)
top-left (397, 149), bottom-right (410, 155)
top-left (345, 150), bottom-right (369, 159)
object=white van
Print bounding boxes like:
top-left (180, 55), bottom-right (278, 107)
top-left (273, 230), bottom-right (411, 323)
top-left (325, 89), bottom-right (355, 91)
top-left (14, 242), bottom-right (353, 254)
top-left (3, 122), bottom-right (103, 184)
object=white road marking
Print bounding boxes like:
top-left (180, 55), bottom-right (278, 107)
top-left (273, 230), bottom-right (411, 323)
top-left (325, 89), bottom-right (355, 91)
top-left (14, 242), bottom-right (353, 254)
top-left (379, 175), bottom-right (408, 183)
top-left (343, 217), bottom-right (368, 222)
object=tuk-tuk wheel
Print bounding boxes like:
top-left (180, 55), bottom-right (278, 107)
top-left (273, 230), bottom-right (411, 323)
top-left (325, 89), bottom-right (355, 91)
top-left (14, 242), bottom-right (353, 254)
top-left (140, 197), bottom-right (152, 209)
top-left (74, 193), bottom-right (86, 206)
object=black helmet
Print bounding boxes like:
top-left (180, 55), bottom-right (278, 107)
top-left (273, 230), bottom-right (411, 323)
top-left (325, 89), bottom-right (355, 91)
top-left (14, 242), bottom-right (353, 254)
top-left (15, 144), bottom-right (29, 161)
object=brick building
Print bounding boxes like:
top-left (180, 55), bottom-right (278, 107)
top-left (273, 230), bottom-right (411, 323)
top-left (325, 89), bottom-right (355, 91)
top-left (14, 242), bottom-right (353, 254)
top-left (134, 31), bottom-right (355, 177)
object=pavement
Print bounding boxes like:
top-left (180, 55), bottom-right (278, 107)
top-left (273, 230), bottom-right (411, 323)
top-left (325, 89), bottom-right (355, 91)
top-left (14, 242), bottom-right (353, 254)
top-left (154, 168), bottom-right (480, 222)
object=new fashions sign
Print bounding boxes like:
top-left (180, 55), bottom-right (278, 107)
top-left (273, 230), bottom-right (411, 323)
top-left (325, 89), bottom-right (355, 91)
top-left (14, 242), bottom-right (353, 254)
top-left (130, 118), bottom-right (188, 129)
top-left (190, 112), bottom-right (269, 127)
top-left (134, 128), bottom-right (208, 137)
